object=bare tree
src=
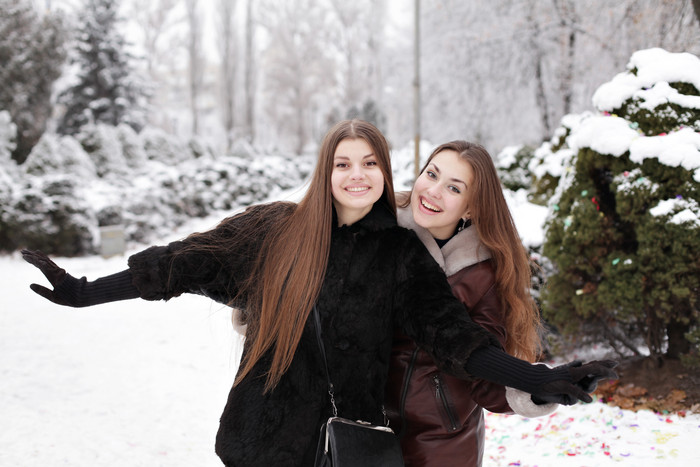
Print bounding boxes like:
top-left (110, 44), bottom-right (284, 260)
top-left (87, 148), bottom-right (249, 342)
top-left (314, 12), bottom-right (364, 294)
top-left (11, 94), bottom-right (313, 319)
top-left (130, 0), bottom-right (180, 76)
top-left (128, 0), bottom-right (182, 130)
top-left (327, 0), bottom-right (388, 118)
top-left (185, 0), bottom-right (204, 136)
top-left (218, 0), bottom-right (238, 151)
top-left (243, 0), bottom-right (256, 144)
top-left (525, 5), bottom-right (553, 139)
top-left (328, 0), bottom-right (362, 105)
top-left (552, 0), bottom-right (578, 117)
top-left (258, 0), bottom-right (337, 154)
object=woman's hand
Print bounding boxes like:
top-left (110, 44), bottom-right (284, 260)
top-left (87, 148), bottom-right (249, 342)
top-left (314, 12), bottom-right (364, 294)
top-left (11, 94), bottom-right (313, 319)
top-left (533, 360), bottom-right (618, 405)
top-left (22, 249), bottom-right (73, 305)
top-left (465, 346), bottom-right (618, 406)
top-left (23, 249), bottom-right (140, 307)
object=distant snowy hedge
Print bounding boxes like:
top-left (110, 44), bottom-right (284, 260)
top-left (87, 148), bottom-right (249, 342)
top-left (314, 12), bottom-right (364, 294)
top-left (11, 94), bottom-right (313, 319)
top-left (0, 123), bottom-right (314, 256)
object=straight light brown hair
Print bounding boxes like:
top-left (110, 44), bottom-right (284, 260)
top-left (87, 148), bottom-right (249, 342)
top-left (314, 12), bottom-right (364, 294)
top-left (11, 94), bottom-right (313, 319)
top-left (234, 119), bottom-right (396, 392)
top-left (402, 141), bottom-right (542, 361)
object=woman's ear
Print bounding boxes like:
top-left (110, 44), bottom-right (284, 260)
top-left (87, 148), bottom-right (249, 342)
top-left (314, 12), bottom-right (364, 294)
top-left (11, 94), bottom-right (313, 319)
top-left (462, 206), bottom-right (471, 220)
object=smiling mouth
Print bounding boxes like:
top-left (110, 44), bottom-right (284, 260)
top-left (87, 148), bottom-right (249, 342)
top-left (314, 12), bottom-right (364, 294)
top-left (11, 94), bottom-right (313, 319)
top-left (346, 186), bottom-right (370, 193)
top-left (420, 197), bottom-right (441, 212)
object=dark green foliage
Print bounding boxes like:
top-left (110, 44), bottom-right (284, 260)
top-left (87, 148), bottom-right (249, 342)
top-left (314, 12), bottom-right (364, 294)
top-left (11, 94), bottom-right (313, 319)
top-left (682, 326), bottom-right (700, 367)
top-left (614, 99), bottom-right (700, 136)
top-left (530, 173), bottom-right (560, 206)
top-left (670, 82), bottom-right (700, 97)
top-left (539, 51), bottom-right (700, 362)
top-left (542, 150), bottom-right (699, 360)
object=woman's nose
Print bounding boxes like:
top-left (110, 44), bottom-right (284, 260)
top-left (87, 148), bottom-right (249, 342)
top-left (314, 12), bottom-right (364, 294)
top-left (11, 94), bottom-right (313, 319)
top-left (350, 166), bottom-right (365, 180)
top-left (427, 184), bottom-right (441, 198)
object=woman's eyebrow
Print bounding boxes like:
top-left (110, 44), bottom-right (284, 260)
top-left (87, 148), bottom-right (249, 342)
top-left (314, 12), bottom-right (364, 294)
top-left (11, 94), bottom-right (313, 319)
top-left (334, 153), bottom-right (375, 160)
top-left (430, 163), bottom-right (466, 186)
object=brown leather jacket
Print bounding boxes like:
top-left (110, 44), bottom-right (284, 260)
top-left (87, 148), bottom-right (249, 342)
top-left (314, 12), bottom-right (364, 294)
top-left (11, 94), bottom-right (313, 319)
top-left (386, 206), bottom-right (554, 467)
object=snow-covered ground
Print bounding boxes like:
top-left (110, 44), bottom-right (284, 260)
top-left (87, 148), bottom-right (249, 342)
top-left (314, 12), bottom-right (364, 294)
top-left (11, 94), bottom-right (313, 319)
top-left (2, 213), bottom-right (699, 466)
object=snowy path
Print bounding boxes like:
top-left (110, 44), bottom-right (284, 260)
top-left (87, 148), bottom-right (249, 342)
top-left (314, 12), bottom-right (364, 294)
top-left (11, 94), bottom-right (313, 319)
top-left (1, 251), bottom-right (699, 467)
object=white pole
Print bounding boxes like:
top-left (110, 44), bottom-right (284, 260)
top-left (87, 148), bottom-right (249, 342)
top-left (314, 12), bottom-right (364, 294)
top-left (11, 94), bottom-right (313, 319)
top-left (413, 0), bottom-right (421, 179)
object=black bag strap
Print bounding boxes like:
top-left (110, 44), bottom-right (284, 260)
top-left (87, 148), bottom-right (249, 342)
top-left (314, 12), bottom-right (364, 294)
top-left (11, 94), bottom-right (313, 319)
top-left (313, 305), bottom-right (389, 426)
top-left (313, 305), bottom-right (338, 416)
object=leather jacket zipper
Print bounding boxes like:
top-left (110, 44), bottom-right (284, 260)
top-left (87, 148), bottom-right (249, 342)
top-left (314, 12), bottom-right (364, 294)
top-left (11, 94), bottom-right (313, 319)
top-left (433, 374), bottom-right (459, 432)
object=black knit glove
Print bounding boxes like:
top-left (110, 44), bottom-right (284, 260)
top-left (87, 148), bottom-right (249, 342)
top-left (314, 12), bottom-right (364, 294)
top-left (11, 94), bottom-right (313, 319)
top-left (22, 249), bottom-right (140, 307)
top-left (531, 360), bottom-right (618, 405)
top-left (571, 359), bottom-right (617, 393)
top-left (22, 249), bottom-right (72, 305)
top-left (465, 346), bottom-right (618, 406)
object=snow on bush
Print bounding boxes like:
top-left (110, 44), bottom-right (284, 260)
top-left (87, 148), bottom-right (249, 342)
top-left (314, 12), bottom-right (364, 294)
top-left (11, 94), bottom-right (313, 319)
top-left (0, 122), bottom-right (314, 255)
top-left (22, 132), bottom-right (97, 179)
top-left (495, 144), bottom-right (536, 192)
top-left (593, 47), bottom-right (700, 134)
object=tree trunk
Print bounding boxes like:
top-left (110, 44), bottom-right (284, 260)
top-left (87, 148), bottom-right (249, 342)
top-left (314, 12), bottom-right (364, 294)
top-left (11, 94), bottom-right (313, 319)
top-left (244, 0), bottom-right (256, 144)
top-left (186, 0), bottom-right (203, 136)
top-left (666, 319), bottom-right (691, 359)
top-left (645, 308), bottom-right (665, 359)
top-left (561, 29), bottom-right (575, 116)
top-left (526, 8), bottom-right (551, 139)
top-left (219, 0), bottom-right (238, 152)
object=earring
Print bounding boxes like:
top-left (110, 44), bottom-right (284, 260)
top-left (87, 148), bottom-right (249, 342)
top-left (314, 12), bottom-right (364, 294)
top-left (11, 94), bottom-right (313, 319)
top-left (458, 218), bottom-right (471, 232)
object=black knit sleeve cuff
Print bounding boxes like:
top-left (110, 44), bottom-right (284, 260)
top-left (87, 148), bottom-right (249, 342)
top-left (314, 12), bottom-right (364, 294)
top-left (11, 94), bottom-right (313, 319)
top-left (464, 346), bottom-right (571, 395)
top-left (55, 270), bottom-right (141, 307)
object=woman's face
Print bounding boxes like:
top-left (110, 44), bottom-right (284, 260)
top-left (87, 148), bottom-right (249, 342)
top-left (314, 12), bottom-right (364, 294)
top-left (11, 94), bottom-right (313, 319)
top-left (331, 138), bottom-right (385, 226)
top-left (411, 149), bottom-right (473, 240)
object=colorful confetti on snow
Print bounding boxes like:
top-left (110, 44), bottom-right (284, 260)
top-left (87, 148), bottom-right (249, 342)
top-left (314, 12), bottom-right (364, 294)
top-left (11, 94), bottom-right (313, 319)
top-left (483, 401), bottom-right (700, 466)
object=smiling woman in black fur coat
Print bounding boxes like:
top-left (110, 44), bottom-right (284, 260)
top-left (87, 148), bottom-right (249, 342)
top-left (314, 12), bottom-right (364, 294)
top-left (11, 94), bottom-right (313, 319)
top-left (23, 119), bottom-right (617, 466)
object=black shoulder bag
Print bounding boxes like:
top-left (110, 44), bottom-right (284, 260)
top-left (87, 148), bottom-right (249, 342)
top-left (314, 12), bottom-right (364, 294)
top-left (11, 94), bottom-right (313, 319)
top-left (313, 306), bottom-right (404, 467)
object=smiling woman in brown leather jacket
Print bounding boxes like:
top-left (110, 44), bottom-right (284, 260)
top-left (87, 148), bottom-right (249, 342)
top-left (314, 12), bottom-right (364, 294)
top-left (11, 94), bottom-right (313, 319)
top-left (386, 141), bottom-right (558, 467)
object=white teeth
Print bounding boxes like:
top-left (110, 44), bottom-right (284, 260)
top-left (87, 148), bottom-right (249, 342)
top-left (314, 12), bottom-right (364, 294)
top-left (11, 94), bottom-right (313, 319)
top-left (346, 187), bottom-right (369, 192)
top-left (421, 198), bottom-right (440, 212)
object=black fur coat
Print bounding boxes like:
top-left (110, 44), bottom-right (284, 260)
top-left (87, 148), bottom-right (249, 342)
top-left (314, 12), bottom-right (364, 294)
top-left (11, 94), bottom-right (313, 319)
top-left (127, 201), bottom-right (498, 466)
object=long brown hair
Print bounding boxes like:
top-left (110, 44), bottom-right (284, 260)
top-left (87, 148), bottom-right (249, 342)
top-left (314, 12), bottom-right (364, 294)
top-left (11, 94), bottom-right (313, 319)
top-left (403, 141), bottom-right (542, 361)
top-left (235, 119), bottom-right (396, 392)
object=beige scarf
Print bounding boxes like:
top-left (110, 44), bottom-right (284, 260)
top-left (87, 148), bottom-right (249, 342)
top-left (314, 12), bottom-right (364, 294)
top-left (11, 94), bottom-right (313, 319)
top-left (396, 205), bottom-right (491, 277)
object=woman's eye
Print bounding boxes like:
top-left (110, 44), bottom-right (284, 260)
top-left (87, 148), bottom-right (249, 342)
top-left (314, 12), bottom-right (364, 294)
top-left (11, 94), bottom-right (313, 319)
top-left (449, 185), bottom-right (461, 194)
top-left (365, 160), bottom-right (378, 167)
top-left (335, 163), bottom-right (348, 168)
top-left (426, 170), bottom-right (437, 179)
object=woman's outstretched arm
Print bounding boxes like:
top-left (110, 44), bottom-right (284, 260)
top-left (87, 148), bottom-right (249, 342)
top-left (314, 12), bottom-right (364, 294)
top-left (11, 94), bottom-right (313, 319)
top-left (22, 249), bottom-right (139, 307)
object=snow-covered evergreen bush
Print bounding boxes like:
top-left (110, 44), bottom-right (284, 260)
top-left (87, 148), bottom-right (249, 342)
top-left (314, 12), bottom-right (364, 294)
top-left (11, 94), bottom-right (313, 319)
top-left (56, 0), bottom-right (147, 135)
top-left (117, 124), bottom-right (148, 169)
top-left (22, 132), bottom-right (97, 180)
top-left (0, 111), bottom-right (15, 162)
top-left (535, 49), bottom-right (700, 362)
top-left (593, 47), bottom-right (700, 136)
top-left (496, 144), bottom-right (536, 193)
top-left (141, 127), bottom-right (196, 165)
top-left (1, 118), bottom-right (315, 255)
top-left (526, 113), bottom-right (591, 206)
top-left (0, 111), bottom-right (18, 248)
top-left (7, 176), bottom-right (98, 256)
